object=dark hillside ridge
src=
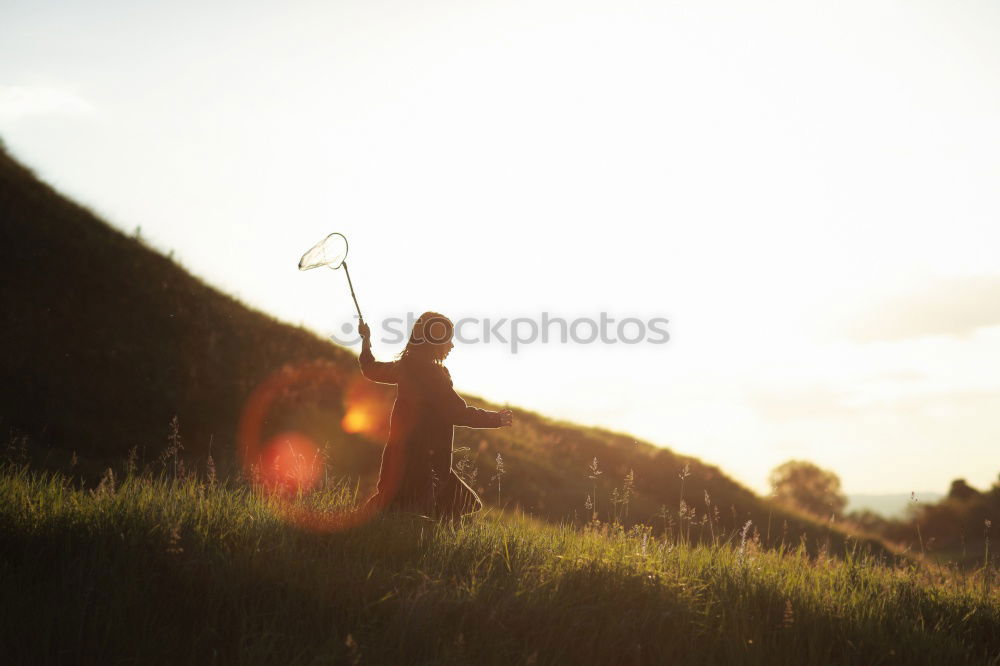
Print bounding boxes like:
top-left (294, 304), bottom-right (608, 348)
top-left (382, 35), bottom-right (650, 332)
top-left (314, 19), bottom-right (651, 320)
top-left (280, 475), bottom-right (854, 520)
top-left (0, 143), bottom-right (888, 556)
top-left (1, 144), bottom-right (357, 477)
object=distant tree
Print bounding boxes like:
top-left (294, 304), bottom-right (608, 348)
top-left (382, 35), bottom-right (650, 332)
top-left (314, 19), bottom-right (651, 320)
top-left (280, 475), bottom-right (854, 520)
top-left (768, 460), bottom-right (847, 518)
top-left (946, 479), bottom-right (980, 502)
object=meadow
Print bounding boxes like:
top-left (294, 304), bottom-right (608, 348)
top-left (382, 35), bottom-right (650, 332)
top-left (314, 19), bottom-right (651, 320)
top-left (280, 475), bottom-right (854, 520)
top-left (4, 141), bottom-right (1000, 664)
top-left (2, 461), bottom-right (998, 665)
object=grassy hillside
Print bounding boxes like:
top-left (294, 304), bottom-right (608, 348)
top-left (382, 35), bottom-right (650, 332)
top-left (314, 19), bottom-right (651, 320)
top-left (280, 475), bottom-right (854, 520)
top-left (0, 143), bottom-right (361, 478)
top-left (1, 142), bottom-right (880, 554)
top-left (1, 463), bottom-right (998, 665)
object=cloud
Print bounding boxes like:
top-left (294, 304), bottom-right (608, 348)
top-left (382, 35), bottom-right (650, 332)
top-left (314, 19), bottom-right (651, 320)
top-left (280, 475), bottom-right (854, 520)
top-left (868, 370), bottom-right (925, 383)
top-left (0, 86), bottom-right (97, 122)
top-left (746, 381), bottom-right (1000, 425)
top-left (878, 388), bottom-right (1000, 419)
top-left (842, 275), bottom-right (1000, 342)
top-left (744, 386), bottom-right (857, 422)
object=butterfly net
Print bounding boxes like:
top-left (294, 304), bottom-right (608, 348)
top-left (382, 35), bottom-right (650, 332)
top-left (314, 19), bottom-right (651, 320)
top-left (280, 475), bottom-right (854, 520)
top-left (298, 232), bottom-right (348, 270)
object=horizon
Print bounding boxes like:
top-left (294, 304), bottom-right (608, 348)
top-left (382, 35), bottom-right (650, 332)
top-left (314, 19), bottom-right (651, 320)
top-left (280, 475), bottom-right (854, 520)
top-left (4, 0), bottom-right (1000, 496)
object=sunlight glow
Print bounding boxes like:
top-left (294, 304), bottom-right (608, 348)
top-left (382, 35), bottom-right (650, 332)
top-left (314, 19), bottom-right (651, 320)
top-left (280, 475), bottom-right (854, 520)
top-left (340, 375), bottom-right (392, 441)
top-left (5, 0), bottom-right (1000, 495)
top-left (340, 407), bottom-right (373, 436)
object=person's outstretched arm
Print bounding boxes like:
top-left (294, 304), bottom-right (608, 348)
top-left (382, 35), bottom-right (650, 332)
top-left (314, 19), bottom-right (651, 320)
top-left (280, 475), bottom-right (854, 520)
top-left (422, 366), bottom-right (513, 428)
top-left (357, 322), bottom-right (399, 385)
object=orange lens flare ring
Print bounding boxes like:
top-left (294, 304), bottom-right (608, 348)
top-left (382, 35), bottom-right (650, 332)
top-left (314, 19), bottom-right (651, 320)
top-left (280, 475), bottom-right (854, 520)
top-left (236, 361), bottom-right (381, 531)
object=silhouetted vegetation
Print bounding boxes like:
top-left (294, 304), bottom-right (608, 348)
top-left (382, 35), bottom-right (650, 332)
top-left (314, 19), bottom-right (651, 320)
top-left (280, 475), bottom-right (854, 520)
top-left (847, 476), bottom-right (1000, 569)
top-left (769, 459), bottom-right (847, 518)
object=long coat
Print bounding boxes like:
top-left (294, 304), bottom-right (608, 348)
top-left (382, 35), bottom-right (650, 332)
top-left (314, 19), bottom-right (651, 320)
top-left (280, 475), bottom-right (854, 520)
top-left (359, 343), bottom-right (502, 517)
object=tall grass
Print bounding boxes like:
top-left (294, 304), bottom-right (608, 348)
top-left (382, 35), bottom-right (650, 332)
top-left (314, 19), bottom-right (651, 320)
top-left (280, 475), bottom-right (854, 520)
top-left (1, 463), bottom-right (998, 665)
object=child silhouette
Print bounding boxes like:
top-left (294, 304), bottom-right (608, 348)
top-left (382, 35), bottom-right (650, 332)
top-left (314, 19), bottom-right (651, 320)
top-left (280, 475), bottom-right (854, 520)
top-left (358, 312), bottom-right (512, 519)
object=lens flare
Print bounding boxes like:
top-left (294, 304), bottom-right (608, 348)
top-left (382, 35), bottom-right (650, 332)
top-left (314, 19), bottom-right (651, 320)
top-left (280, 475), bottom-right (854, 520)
top-left (238, 360), bottom-right (344, 474)
top-left (237, 360), bottom-right (394, 532)
top-left (340, 374), bottom-right (392, 442)
top-left (341, 406), bottom-right (372, 434)
top-left (260, 432), bottom-right (321, 495)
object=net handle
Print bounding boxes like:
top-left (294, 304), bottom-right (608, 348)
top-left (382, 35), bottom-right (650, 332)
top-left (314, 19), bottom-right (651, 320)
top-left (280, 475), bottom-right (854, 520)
top-left (341, 261), bottom-right (364, 324)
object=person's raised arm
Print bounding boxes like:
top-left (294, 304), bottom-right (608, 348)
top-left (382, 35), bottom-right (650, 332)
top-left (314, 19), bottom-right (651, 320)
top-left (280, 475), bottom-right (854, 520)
top-left (421, 366), bottom-right (513, 428)
top-left (357, 321), bottom-right (399, 385)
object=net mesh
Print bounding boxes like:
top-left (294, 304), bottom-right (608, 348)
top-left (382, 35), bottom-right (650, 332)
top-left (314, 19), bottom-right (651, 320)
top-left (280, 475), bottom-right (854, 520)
top-left (298, 233), bottom-right (348, 270)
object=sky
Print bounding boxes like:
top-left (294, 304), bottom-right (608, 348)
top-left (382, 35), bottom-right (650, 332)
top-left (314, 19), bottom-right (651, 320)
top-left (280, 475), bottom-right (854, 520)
top-left (3, 0), bottom-right (1000, 496)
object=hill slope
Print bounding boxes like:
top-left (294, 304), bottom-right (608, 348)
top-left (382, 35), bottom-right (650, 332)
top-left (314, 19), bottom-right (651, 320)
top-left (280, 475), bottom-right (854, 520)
top-left (0, 142), bottom-right (876, 553)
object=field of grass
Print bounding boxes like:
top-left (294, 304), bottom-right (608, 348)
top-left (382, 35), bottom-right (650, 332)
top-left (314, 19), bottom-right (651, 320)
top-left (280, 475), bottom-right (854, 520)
top-left (2, 463), bottom-right (998, 665)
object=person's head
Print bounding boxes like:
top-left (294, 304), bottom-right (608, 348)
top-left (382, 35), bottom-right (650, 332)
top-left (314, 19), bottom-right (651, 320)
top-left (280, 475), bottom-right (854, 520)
top-left (397, 311), bottom-right (454, 364)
